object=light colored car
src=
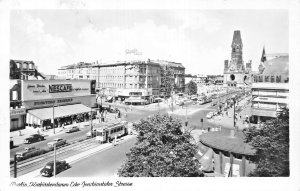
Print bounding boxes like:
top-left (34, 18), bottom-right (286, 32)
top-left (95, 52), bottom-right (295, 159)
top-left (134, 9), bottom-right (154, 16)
top-left (16, 147), bottom-right (40, 159)
top-left (86, 129), bottom-right (97, 137)
top-left (206, 111), bottom-right (215, 119)
top-left (47, 138), bottom-right (67, 148)
top-left (65, 126), bottom-right (79, 133)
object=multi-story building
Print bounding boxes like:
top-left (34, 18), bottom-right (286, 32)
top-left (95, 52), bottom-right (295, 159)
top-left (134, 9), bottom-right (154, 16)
top-left (10, 59), bottom-right (46, 131)
top-left (250, 49), bottom-right (289, 124)
top-left (223, 31), bottom-right (252, 87)
top-left (58, 59), bottom-right (185, 103)
top-left (153, 60), bottom-right (185, 94)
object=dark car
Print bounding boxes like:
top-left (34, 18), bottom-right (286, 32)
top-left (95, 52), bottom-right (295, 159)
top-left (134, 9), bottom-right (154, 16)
top-left (24, 134), bottom-right (45, 144)
top-left (40, 160), bottom-right (70, 177)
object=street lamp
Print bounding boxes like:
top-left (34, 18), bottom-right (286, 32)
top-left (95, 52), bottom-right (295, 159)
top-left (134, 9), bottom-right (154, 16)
top-left (52, 104), bottom-right (55, 134)
top-left (53, 143), bottom-right (57, 177)
top-left (232, 95), bottom-right (238, 135)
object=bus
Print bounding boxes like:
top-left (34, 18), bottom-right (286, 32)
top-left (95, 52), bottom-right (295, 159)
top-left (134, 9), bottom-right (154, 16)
top-left (94, 121), bottom-right (128, 143)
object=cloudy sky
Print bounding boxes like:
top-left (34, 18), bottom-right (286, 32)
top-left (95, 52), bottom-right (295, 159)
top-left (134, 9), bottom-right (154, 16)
top-left (10, 10), bottom-right (288, 75)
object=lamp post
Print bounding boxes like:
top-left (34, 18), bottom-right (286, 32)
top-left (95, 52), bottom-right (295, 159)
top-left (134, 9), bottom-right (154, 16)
top-left (52, 104), bottom-right (55, 134)
top-left (14, 154), bottom-right (17, 178)
top-left (90, 107), bottom-right (93, 133)
top-left (232, 95), bottom-right (238, 136)
top-left (53, 143), bottom-right (56, 177)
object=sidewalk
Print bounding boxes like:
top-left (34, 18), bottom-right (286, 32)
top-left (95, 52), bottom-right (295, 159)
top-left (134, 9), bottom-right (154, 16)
top-left (207, 95), bottom-right (252, 131)
top-left (10, 119), bottom-right (100, 146)
top-left (19, 134), bottom-right (135, 178)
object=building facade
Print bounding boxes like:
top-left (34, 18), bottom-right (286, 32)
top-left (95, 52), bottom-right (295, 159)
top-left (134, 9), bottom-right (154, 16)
top-left (10, 59), bottom-right (46, 131)
top-left (250, 50), bottom-right (289, 124)
top-left (22, 79), bottom-right (97, 130)
top-left (58, 59), bottom-right (185, 103)
top-left (223, 31), bottom-right (252, 87)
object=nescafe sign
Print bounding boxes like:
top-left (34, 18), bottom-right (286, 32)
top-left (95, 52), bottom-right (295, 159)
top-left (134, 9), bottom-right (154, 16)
top-left (49, 84), bottom-right (72, 93)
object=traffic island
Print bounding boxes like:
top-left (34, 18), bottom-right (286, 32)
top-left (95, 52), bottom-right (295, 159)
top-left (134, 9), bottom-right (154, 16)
top-left (198, 130), bottom-right (256, 177)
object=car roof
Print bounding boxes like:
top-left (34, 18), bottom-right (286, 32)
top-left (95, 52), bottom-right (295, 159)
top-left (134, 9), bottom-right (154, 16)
top-left (46, 160), bottom-right (63, 165)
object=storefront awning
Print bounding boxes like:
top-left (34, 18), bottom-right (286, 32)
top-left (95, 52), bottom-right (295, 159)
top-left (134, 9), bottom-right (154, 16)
top-left (124, 98), bottom-right (147, 103)
top-left (27, 104), bottom-right (91, 124)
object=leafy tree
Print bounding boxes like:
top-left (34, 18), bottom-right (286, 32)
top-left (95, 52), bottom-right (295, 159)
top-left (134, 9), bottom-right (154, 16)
top-left (118, 114), bottom-right (203, 177)
top-left (185, 81), bottom-right (197, 95)
top-left (243, 108), bottom-right (289, 177)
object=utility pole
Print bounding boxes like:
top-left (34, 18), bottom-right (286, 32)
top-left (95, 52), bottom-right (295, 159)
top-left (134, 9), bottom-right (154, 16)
top-left (53, 144), bottom-right (56, 177)
top-left (14, 154), bottom-right (17, 178)
top-left (90, 107), bottom-right (93, 133)
top-left (52, 104), bottom-right (55, 134)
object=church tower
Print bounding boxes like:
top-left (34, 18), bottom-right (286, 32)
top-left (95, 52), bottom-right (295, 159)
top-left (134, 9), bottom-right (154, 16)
top-left (223, 30), bottom-right (251, 87)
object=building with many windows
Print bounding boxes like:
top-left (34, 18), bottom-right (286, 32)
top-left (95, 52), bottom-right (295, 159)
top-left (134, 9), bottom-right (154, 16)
top-left (250, 50), bottom-right (289, 124)
top-left (58, 59), bottom-right (185, 103)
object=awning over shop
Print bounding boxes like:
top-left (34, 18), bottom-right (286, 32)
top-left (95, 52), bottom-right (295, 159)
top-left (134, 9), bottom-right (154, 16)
top-left (124, 98), bottom-right (147, 103)
top-left (26, 104), bottom-right (91, 125)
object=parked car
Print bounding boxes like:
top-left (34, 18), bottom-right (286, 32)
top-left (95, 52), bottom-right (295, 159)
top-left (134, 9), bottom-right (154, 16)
top-left (86, 129), bottom-right (97, 138)
top-left (210, 102), bottom-right (217, 106)
top-left (206, 112), bottom-right (213, 119)
top-left (65, 126), bottom-right (79, 133)
top-left (24, 134), bottom-right (45, 144)
top-left (40, 160), bottom-right (70, 177)
top-left (16, 147), bottom-right (40, 159)
top-left (47, 138), bottom-right (67, 148)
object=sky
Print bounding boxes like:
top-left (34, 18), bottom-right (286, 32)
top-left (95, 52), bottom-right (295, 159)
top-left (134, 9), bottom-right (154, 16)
top-left (10, 9), bottom-right (288, 75)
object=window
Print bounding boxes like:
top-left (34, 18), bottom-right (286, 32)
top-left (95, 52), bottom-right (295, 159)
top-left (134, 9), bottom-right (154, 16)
top-left (276, 75), bottom-right (281, 83)
top-left (271, 76), bottom-right (275, 83)
top-left (264, 75), bottom-right (269, 82)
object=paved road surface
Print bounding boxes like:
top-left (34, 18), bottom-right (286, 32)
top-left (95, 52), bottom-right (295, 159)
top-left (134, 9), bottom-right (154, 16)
top-left (57, 137), bottom-right (136, 177)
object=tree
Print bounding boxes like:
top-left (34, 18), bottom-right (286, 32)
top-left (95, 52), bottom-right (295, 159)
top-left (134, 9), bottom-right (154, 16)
top-left (118, 114), bottom-right (203, 177)
top-left (243, 108), bottom-right (289, 177)
top-left (185, 81), bottom-right (197, 95)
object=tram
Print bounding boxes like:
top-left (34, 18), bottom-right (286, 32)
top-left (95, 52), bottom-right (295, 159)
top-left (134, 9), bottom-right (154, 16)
top-left (94, 121), bottom-right (128, 143)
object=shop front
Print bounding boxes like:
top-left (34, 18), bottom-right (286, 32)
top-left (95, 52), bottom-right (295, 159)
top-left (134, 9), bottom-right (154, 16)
top-left (10, 108), bottom-right (26, 131)
top-left (21, 80), bottom-right (97, 130)
top-left (117, 88), bottom-right (153, 104)
top-left (26, 104), bottom-right (95, 129)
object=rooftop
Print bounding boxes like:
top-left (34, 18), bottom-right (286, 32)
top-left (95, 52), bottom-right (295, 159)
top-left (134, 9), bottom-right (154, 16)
top-left (261, 55), bottom-right (289, 75)
top-left (199, 130), bottom-right (255, 156)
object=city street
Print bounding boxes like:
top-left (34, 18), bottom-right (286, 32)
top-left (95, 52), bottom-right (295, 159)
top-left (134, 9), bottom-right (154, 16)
top-left (57, 137), bottom-right (136, 177)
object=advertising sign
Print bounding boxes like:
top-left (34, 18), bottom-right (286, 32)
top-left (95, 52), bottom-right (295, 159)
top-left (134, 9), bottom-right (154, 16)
top-left (49, 84), bottom-right (72, 93)
top-left (22, 80), bottom-right (92, 101)
top-left (10, 108), bottom-right (26, 116)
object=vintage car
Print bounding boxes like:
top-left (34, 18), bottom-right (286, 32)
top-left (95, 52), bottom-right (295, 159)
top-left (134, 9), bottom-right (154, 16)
top-left (16, 147), bottom-right (40, 159)
top-left (24, 134), bottom-right (45, 144)
top-left (47, 138), bottom-right (67, 148)
top-left (206, 112), bottom-right (214, 119)
top-left (40, 160), bottom-right (70, 177)
top-left (86, 129), bottom-right (97, 138)
top-left (65, 126), bottom-right (79, 133)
